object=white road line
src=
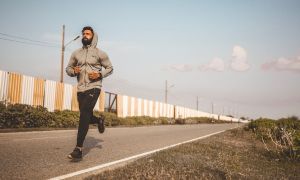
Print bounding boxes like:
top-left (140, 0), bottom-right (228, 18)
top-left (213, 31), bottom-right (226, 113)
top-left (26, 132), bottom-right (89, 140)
top-left (0, 129), bottom-right (77, 135)
top-left (12, 135), bottom-right (75, 141)
top-left (49, 130), bottom-right (226, 180)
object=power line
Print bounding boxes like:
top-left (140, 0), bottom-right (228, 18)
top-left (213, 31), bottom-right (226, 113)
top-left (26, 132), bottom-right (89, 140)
top-left (0, 32), bottom-right (59, 45)
top-left (0, 37), bottom-right (60, 48)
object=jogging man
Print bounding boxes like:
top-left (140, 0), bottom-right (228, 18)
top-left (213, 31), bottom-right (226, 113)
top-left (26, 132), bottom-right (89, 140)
top-left (66, 26), bottom-right (113, 159)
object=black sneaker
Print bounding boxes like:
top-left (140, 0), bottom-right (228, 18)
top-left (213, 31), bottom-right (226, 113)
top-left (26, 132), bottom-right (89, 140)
top-left (68, 147), bottom-right (82, 159)
top-left (98, 116), bottom-right (105, 134)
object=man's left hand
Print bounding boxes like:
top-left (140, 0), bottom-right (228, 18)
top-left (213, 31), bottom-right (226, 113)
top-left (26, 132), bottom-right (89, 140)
top-left (88, 71), bottom-right (101, 80)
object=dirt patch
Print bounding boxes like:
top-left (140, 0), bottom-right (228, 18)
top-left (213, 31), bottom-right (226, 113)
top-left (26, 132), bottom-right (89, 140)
top-left (86, 127), bottom-right (300, 179)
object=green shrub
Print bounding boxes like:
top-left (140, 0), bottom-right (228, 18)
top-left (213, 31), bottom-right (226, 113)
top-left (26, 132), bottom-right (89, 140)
top-left (248, 117), bottom-right (300, 160)
top-left (248, 118), bottom-right (276, 132)
top-left (183, 117), bottom-right (227, 124)
top-left (99, 112), bottom-right (120, 126)
top-left (0, 103), bottom-right (55, 128)
top-left (52, 110), bottom-right (79, 128)
top-left (276, 116), bottom-right (300, 130)
top-left (175, 118), bottom-right (186, 124)
top-left (159, 117), bottom-right (171, 125)
top-left (195, 117), bottom-right (213, 123)
top-left (0, 102), bottom-right (6, 112)
top-left (0, 103), bottom-right (238, 129)
top-left (23, 106), bottom-right (55, 128)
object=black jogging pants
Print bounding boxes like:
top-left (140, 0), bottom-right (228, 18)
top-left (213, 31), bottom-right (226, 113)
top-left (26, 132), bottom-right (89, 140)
top-left (76, 88), bottom-right (100, 147)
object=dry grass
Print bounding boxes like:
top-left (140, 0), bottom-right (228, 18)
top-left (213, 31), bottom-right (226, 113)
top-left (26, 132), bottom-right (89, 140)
top-left (86, 127), bottom-right (300, 180)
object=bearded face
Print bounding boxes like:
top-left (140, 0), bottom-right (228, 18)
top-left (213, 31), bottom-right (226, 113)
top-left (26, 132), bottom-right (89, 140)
top-left (82, 30), bottom-right (93, 46)
top-left (82, 37), bottom-right (92, 46)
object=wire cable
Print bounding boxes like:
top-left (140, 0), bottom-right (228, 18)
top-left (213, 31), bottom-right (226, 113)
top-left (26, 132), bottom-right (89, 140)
top-left (0, 37), bottom-right (60, 48)
top-left (0, 32), bottom-right (59, 45)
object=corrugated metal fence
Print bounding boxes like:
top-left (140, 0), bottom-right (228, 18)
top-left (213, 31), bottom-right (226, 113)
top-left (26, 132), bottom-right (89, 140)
top-left (0, 70), bottom-right (245, 122)
top-left (0, 70), bottom-right (105, 112)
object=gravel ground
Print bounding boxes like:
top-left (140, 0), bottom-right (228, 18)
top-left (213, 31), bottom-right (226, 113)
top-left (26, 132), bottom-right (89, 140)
top-left (85, 127), bottom-right (300, 180)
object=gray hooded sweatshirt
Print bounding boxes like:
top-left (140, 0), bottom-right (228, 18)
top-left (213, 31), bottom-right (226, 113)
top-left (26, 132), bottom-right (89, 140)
top-left (66, 32), bottom-right (113, 92)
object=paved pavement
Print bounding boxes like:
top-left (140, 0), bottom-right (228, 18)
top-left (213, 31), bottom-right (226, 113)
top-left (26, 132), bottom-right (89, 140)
top-left (0, 124), bottom-right (240, 179)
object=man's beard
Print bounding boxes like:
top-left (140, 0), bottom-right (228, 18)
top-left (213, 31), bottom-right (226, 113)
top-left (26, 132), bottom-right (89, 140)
top-left (82, 37), bottom-right (92, 46)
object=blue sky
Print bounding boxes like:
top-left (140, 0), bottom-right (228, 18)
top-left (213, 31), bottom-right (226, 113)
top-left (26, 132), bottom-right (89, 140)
top-left (0, 0), bottom-right (300, 119)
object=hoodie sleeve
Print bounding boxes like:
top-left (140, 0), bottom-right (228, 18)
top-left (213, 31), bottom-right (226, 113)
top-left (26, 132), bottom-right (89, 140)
top-left (65, 52), bottom-right (77, 77)
top-left (98, 51), bottom-right (113, 78)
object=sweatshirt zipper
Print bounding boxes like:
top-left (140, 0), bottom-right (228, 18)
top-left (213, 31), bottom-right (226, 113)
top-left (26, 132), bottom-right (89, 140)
top-left (83, 48), bottom-right (88, 88)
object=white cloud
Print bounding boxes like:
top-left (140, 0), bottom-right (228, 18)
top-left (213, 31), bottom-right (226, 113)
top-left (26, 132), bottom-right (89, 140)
top-left (164, 45), bottom-right (250, 73)
top-left (198, 57), bottom-right (225, 72)
top-left (231, 45), bottom-right (250, 71)
top-left (232, 45), bottom-right (247, 60)
top-left (261, 56), bottom-right (300, 72)
top-left (163, 64), bottom-right (193, 72)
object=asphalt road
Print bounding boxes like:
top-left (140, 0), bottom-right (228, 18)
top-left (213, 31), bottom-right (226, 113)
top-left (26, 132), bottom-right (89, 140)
top-left (0, 124), bottom-right (239, 179)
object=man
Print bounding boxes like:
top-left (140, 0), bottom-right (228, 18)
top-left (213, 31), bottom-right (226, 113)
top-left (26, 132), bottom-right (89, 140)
top-left (66, 26), bottom-right (113, 159)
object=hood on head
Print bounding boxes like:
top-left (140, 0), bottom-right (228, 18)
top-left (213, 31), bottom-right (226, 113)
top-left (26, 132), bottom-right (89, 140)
top-left (82, 31), bottom-right (98, 48)
top-left (91, 32), bottom-right (98, 48)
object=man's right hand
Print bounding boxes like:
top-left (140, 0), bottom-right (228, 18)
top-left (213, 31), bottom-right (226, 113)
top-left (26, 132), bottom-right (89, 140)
top-left (74, 66), bottom-right (81, 74)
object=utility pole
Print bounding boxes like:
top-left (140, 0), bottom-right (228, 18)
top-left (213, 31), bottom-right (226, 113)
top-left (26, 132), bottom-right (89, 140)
top-left (60, 24), bottom-right (65, 83)
top-left (165, 80), bottom-right (167, 103)
top-left (196, 96), bottom-right (199, 110)
top-left (60, 25), bottom-right (80, 83)
top-left (164, 80), bottom-right (174, 104)
top-left (211, 102), bottom-right (215, 122)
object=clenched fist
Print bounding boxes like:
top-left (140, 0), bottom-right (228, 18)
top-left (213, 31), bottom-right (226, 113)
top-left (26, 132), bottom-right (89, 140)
top-left (88, 71), bottom-right (101, 80)
top-left (73, 66), bottom-right (81, 74)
